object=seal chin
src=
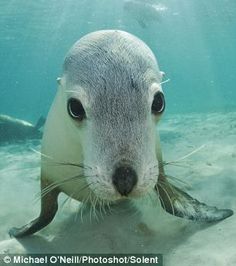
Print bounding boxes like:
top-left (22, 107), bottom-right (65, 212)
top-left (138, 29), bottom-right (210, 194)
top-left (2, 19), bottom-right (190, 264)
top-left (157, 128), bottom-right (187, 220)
top-left (89, 183), bottom-right (118, 202)
top-left (131, 185), bottom-right (155, 199)
top-left (95, 191), bottom-right (121, 202)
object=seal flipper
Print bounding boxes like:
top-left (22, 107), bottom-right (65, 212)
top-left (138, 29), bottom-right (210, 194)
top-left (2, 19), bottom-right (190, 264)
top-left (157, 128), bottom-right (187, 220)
top-left (155, 131), bottom-right (233, 222)
top-left (155, 178), bottom-right (233, 222)
top-left (9, 179), bottom-right (59, 238)
top-left (35, 116), bottom-right (46, 130)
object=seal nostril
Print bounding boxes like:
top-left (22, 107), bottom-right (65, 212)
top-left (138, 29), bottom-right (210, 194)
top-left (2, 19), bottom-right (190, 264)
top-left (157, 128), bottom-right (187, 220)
top-left (112, 166), bottom-right (138, 196)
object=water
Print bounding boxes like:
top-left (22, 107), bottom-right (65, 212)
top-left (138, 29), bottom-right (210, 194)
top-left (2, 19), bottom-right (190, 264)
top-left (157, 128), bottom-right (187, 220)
top-left (0, 1), bottom-right (236, 265)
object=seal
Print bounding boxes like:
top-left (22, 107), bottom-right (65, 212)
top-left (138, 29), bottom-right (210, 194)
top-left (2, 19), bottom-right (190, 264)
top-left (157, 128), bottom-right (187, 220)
top-left (9, 30), bottom-right (233, 238)
top-left (0, 115), bottom-right (45, 144)
top-left (123, 0), bottom-right (167, 28)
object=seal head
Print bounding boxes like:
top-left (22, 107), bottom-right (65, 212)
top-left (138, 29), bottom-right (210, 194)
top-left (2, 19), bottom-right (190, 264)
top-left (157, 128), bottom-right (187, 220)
top-left (54, 30), bottom-right (165, 201)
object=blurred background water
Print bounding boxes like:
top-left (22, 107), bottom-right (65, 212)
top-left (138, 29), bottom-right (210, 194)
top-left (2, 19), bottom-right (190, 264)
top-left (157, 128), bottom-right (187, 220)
top-left (0, 0), bottom-right (236, 124)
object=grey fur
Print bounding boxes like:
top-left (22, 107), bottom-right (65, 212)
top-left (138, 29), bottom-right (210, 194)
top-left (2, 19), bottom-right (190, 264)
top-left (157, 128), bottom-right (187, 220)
top-left (123, 0), bottom-right (167, 28)
top-left (63, 30), bottom-right (164, 200)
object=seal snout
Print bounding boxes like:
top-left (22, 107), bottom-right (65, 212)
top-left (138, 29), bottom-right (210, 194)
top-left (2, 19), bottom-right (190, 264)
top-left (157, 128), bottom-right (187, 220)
top-left (112, 165), bottom-right (138, 196)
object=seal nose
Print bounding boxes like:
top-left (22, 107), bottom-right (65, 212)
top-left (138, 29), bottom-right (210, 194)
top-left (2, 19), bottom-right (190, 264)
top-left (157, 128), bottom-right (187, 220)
top-left (112, 165), bottom-right (138, 196)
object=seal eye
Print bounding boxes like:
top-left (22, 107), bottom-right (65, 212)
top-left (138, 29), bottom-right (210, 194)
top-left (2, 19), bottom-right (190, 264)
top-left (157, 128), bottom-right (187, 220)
top-left (67, 98), bottom-right (86, 121)
top-left (151, 91), bottom-right (165, 114)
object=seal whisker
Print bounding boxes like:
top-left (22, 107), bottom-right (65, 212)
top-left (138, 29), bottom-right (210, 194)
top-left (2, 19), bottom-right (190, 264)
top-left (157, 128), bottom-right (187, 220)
top-left (156, 182), bottom-right (175, 215)
top-left (78, 194), bottom-right (90, 223)
top-left (159, 194), bottom-right (167, 212)
top-left (160, 78), bottom-right (170, 85)
top-left (100, 199), bottom-right (105, 216)
top-left (35, 174), bottom-right (96, 202)
top-left (73, 183), bottom-right (95, 224)
top-left (101, 199), bottom-right (107, 216)
top-left (164, 162), bottom-right (192, 169)
top-left (88, 192), bottom-right (93, 223)
top-left (77, 182), bottom-right (96, 215)
top-left (42, 161), bottom-right (92, 170)
top-left (159, 180), bottom-right (175, 197)
top-left (150, 171), bottom-right (191, 190)
top-left (61, 194), bottom-right (72, 211)
top-left (78, 203), bottom-right (84, 223)
top-left (89, 186), bottom-right (105, 220)
top-left (92, 195), bottom-right (100, 222)
top-left (164, 160), bottom-right (192, 165)
top-left (104, 200), bottom-right (109, 216)
top-left (31, 148), bottom-right (92, 170)
top-left (93, 194), bottom-right (101, 221)
top-left (103, 199), bottom-right (111, 216)
top-left (73, 204), bottom-right (80, 224)
top-left (98, 200), bottom-right (105, 220)
top-left (61, 187), bottom-right (80, 212)
top-left (165, 175), bottom-right (192, 188)
top-left (89, 192), bottom-right (94, 222)
top-left (106, 200), bottom-right (112, 214)
top-left (41, 162), bottom-right (86, 170)
top-left (164, 145), bottom-right (206, 166)
top-left (97, 197), bottom-right (105, 219)
top-left (39, 176), bottom-right (86, 200)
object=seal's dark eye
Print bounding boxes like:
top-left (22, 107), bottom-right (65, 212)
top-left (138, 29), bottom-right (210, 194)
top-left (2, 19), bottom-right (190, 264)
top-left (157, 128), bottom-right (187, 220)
top-left (67, 98), bottom-right (86, 121)
top-left (151, 91), bottom-right (165, 114)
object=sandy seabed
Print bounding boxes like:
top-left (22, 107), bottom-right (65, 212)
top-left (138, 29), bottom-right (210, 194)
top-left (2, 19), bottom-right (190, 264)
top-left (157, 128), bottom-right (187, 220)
top-left (0, 112), bottom-right (235, 266)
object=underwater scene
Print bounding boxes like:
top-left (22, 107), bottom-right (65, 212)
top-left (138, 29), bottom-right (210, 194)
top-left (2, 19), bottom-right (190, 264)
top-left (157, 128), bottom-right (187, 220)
top-left (0, 0), bottom-right (236, 265)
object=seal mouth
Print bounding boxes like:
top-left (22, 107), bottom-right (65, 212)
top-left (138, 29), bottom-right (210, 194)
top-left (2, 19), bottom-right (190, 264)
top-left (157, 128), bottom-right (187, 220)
top-left (86, 160), bottom-right (158, 202)
top-left (89, 175), bottom-right (156, 202)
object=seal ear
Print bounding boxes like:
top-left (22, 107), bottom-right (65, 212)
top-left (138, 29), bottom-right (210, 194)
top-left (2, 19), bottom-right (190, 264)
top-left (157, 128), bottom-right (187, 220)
top-left (57, 77), bottom-right (62, 85)
top-left (155, 179), bottom-right (233, 222)
top-left (160, 71), bottom-right (165, 81)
